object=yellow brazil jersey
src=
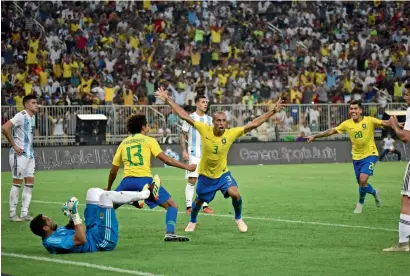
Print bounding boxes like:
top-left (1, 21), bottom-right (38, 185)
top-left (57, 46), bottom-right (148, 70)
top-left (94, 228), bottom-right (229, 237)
top-left (112, 134), bottom-right (163, 178)
top-left (335, 116), bottom-right (382, 160)
top-left (194, 121), bottom-right (244, 179)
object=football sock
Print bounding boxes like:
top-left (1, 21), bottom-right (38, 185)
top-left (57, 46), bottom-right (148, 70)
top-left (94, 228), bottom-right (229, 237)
top-left (399, 214), bottom-right (410, 243)
top-left (105, 190), bottom-right (150, 205)
top-left (9, 184), bottom-right (21, 217)
top-left (232, 197), bottom-right (243, 220)
top-left (190, 201), bottom-right (202, 223)
top-left (185, 183), bottom-right (195, 208)
top-left (365, 183), bottom-right (377, 197)
top-left (166, 207), bottom-right (178, 234)
top-left (358, 187), bottom-right (366, 204)
top-left (202, 202), bottom-right (209, 208)
top-left (20, 184), bottom-right (34, 217)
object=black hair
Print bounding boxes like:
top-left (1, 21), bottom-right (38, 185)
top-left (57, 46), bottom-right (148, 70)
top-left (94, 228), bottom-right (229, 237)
top-left (30, 214), bottom-right (46, 238)
top-left (127, 114), bottom-right (147, 134)
top-left (405, 83), bottom-right (410, 89)
top-left (195, 95), bottom-right (207, 103)
top-left (349, 100), bottom-right (361, 107)
top-left (23, 95), bottom-right (37, 106)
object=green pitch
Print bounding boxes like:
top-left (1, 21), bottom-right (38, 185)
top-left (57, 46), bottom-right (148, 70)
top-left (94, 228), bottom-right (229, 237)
top-left (1, 162), bottom-right (409, 276)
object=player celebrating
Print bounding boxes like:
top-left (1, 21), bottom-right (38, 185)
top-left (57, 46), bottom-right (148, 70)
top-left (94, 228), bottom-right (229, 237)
top-left (306, 100), bottom-right (391, 214)
top-left (383, 84), bottom-right (410, 252)
top-left (106, 114), bottom-right (196, 242)
top-left (1, 95), bottom-right (38, 222)
top-left (30, 186), bottom-right (155, 254)
top-left (155, 87), bottom-right (284, 233)
top-left (181, 95), bottom-right (215, 215)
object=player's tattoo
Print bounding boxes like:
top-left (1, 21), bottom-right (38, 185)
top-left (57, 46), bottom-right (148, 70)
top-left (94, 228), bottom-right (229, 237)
top-left (314, 128), bottom-right (337, 139)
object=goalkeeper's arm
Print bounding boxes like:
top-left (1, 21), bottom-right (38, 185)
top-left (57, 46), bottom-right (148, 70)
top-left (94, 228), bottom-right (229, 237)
top-left (73, 222), bottom-right (86, 246)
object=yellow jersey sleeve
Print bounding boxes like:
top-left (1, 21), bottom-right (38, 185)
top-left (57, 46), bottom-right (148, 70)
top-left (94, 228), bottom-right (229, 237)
top-left (335, 121), bottom-right (347, 134)
top-left (194, 121), bottom-right (210, 135)
top-left (112, 144), bottom-right (123, 166)
top-left (369, 117), bottom-right (383, 127)
top-left (229, 127), bottom-right (245, 140)
top-left (148, 137), bottom-right (163, 157)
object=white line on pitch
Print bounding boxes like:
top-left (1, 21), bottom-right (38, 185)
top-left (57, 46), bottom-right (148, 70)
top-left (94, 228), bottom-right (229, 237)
top-left (2, 252), bottom-right (163, 276)
top-left (19, 200), bottom-right (399, 233)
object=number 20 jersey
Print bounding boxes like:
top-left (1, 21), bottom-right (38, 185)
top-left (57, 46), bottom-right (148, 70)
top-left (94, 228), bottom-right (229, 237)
top-left (335, 116), bottom-right (382, 161)
top-left (112, 134), bottom-right (163, 178)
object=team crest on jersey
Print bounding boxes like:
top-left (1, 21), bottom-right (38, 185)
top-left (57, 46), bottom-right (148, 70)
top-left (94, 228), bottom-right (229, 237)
top-left (99, 212), bottom-right (104, 220)
top-left (221, 138), bottom-right (226, 145)
top-left (362, 124), bottom-right (366, 129)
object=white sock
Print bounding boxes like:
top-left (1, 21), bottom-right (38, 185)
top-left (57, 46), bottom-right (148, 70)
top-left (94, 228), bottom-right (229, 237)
top-left (104, 190), bottom-right (150, 205)
top-left (399, 213), bottom-right (410, 243)
top-left (202, 202), bottom-right (209, 208)
top-left (21, 184), bottom-right (34, 217)
top-left (185, 183), bottom-right (195, 208)
top-left (9, 184), bottom-right (21, 217)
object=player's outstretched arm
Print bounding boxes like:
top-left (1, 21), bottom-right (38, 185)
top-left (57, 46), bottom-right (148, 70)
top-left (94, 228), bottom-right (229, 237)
top-left (306, 128), bottom-right (338, 142)
top-left (155, 87), bottom-right (195, 126)
top-left (243, 98), bottom-right (285, 133)
top-left (389, 115), bottom-right (410, 143)
top-left (157, 152), bottom-right (196, 172)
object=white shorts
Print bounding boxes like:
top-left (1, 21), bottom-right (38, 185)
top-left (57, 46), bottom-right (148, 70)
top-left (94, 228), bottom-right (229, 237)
top-left (185, 156), bottom-right (200, 179)
top-left (9, 152), bottom-right (35, 179)
top-left (402, 162), bottom-right (410, 197)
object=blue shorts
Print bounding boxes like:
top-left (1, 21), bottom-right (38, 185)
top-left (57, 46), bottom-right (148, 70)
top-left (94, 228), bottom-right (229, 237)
top-left (114, 177), bottom-right (171, 208)
top-left (196, 171), bottom-right (238, 203)
top-left (84, 204), bottom-right (118, 252)
top-left (353, 155), bottom-right (378, 183)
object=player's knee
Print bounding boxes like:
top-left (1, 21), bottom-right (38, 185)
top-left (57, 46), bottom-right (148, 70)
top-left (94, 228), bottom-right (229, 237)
top-left (188, 178), bottom-right (196, 185)
top-left (86, 188), bottom-right (105, 204)
top-left (166, 198), bottom-right (178, 209)
top-left (99, 193), bottom-right (114, 208)
top-left (358, 177), bottom-right (368, 186)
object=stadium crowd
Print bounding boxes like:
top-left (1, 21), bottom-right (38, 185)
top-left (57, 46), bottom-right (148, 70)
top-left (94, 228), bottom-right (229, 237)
top-left (1, 1), bottom-right (409, 140)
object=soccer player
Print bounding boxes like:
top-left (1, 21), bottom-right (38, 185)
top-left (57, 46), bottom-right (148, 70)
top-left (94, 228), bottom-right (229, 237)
top-left (1, 95), bottom-right (38, 222)
top-left (383, 83), bottom-right (410, 252)
top-left (379, 133), bottom-right (401, 161)
top-left (30, 187), bottom-right (154, 254)
top-left (306, 100), bottom-right (391, 214)
top-left (106, 114), bottom-right (196, 242)
top-left (155, 87), bottom-right (284, 233)
top-left (181, 95), bottom-right (215, 215)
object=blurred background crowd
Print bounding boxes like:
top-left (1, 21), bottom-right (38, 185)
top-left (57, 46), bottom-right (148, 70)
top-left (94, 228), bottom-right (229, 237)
top-left (1, 1), bottom-right (409, 143)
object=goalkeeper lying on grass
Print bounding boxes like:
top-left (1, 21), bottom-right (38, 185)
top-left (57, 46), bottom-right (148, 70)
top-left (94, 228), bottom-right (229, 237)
top-left (29, 182), bottom-right (160, 254)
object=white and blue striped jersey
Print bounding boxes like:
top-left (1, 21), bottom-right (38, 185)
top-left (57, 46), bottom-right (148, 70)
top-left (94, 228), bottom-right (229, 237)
top-left (9, 110), bottom-right (35, 158)
top-left (181, 112), bottom-right (213, 158)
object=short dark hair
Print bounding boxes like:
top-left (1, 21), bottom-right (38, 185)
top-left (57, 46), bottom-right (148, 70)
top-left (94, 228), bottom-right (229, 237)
top-left (195, 95), bottom-right (207, 103)
top-left (30, 214), bottom-right (46, 238)
top-left (23, 95), bottom-right (37, 106)
top-left (127, 114), bottom-right (147, 134)
top-left (405, 83), bottom-right (410, 89)
top-left (349, 100), bottom-right (361, 107)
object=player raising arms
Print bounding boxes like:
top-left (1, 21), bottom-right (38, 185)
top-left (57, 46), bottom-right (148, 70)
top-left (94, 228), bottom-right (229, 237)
top-left (30, 187), bottom-right (153, 254)
top-left (306, 100), bottom-right (391, 214)
top-left (181, 95), bottom-right (215, 215)
top-left (2, 95), bottom-right (38, 222)
top-left (383, 83), bottom-right (410, 252)
top-left (105, 114), bottom-right (196, 242)
top-left (155, 87), bottom-right (284, 233)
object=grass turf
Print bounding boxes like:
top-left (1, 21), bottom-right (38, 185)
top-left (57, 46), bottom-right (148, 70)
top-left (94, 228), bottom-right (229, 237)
top-left (1, 162), bottom-right (409, 276)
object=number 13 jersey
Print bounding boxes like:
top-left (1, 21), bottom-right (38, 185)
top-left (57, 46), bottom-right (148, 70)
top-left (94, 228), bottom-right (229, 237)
top-left (335, 116), bottom-right (382, 160)
top-left (112, 134), bottom-right (163, 178)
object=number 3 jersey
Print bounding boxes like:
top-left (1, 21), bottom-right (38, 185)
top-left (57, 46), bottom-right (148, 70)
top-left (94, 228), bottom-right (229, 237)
top-left (194, 121), bottom-right (244, 179)
top-left (335, 116), bottom-right (382, 160)
top-left (112, 134), bottom-right (163, 178)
